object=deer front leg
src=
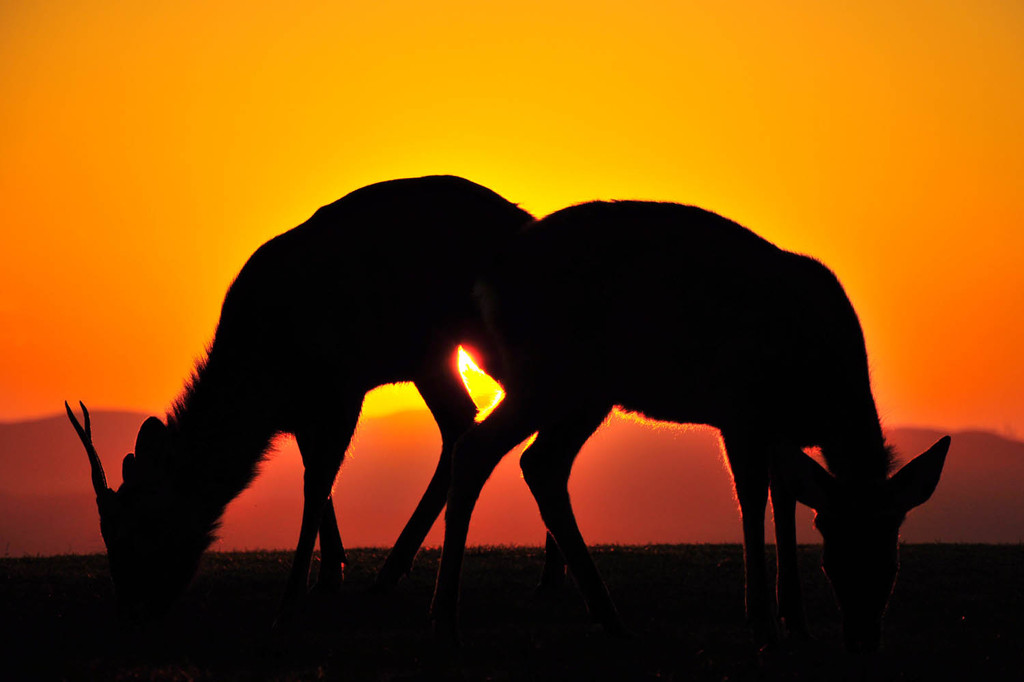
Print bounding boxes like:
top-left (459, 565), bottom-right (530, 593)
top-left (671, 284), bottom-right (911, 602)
top-left (280, 472), bottom-right (332, 613)
top-left (374, 366), bottom-right (477, 591)
top-left (313, 495), bottom-right (345, 593)
top-left (769, 470), bottom-right (809, 638)
top-left (373, 445), bottom-right (454, 591)
top-left (277, 399), bottom-right (360, 624)
top-left (723, 434), bottom-right (778, 649)
top-left (519, 410), bottom-right (622, 632)
top-left (430, 398), bottom-right (538, 644)
top-left (535, 531), bottom-right (568, 594)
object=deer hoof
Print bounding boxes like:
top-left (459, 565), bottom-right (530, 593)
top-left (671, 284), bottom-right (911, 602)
top-left (598, 613), bottom-right (631, 639)
top-left (271, 604), bottom-right (299, 632)
top-left (430, 617), bottom-right (462, 650)
top-left (782, 618), bottom-right (813, 642)
top-left (370, 566), bottom-right (406, 594)
top-left (533, 579), bottom-right (571, 600)
top-left (751, 621), bottom-right (783, 652)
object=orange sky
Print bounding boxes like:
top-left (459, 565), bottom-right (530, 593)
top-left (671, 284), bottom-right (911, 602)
top-left (1, 1), bottom-right (1022, 435)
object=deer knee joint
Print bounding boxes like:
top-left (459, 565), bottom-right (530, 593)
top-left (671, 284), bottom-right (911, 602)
top-left (519, 447), bottom-right (543, 486)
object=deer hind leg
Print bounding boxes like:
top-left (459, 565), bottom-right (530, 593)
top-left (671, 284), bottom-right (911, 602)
top-left (430, 396), bottom-right (541, 641)
top-left (519, 408), bottom-right (622, 632)
top-left (536, 531), bottom-right (568, 594)
top-left (374, 363), bottom-right (477, 591)
top-left (277, 396), bottom-right (362, 622)
top-left (722, 432), bottom-right (779, 648)
top-left (769, 457), bottom-right (809, 638)
top-left (313, 495), bottom-right (345, 593)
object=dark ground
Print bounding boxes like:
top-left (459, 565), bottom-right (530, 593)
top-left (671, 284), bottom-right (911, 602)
top-left (1, 545), bottom-right (1020, 681)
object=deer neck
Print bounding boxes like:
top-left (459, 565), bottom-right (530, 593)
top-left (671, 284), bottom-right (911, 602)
top-left (164, 352), bottom-right (280, 515)
top-left (819, 403), bottom-right (891, 484)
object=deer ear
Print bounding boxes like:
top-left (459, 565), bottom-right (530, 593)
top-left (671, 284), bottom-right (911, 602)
top-left (132, 417), bottom-right (171, 480)
top-left (134, 417), bottom-right (167, 455)
top-left (778, 450), bottom-right (836, 512)
top-left (887, 436), bottom-right (950, 512)
top-left (122, 452), bottom-right (138, 485)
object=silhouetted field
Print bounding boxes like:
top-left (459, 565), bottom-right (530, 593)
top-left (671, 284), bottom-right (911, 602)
top-left (2, 545), bottom-right (1020, 681)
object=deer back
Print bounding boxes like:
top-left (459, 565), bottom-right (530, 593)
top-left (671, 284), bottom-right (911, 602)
top-left (480, 201), bottom-right (871, 433)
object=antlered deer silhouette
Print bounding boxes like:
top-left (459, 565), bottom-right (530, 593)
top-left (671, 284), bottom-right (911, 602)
top-left (66, 175), bottom-right (536, 624)
top-left (431, 200), bottom-right (949, 652)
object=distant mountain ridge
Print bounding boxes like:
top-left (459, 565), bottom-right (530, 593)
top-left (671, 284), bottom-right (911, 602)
top-left (1, 409), bottom-right (1021, 556)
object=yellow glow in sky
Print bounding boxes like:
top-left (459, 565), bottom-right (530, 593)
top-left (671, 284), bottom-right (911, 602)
top-left (1, 1), bottom-right (1022, 435)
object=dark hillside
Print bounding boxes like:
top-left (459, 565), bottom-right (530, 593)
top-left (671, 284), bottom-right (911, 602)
top-left (2, 411), bottom-right (1022, 555)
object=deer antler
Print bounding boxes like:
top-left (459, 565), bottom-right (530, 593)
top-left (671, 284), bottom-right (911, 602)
top-left (65, 400), bottom-right (109, 496)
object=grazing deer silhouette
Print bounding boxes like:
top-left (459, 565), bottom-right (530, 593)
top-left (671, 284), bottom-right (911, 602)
top-left (431, 200), bottom-right (949, 652)
top-left (66, 175), bottom-right (536, 624)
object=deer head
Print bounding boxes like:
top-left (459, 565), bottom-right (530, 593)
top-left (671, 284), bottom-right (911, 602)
top-left (66, 401), bottom-right (209, 624)
top-left (785, 435), bottom-right (950, 652)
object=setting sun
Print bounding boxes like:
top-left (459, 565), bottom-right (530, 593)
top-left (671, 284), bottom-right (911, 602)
top-left (457, 346), bottom-right (504, 421)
